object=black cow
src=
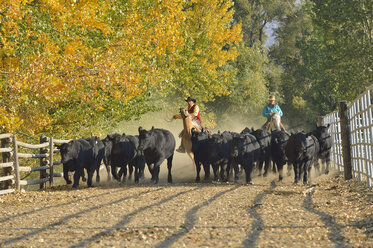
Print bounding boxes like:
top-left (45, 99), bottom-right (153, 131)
top-left (191, 128), bottom-right (210, 182)
top-left (85, 136), bottom-right (105, 183)
top-left (57, 137), bottom-right (104, 188)
top-left (108, 134), bottom-right (136, 183)
top-left (242, 128), bottom-right (272, 176)
top-left (102, 133), bottom-right (123, 181)
top-left (231, 132), bottom-right (261, 184)
top-left (208, 131), bottom-right (234, 182)
top-left (270, 130), bottom-right (290, 181)
top-left (285, 132), bottom-right (320, 184)
top-left (312, 124), bottom-right (333, 175)
top-left (138, 127), bottom-right (175, 184)
top-left (119, 135), bottom-right (145, 183)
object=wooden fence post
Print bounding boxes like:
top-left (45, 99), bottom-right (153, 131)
top-left (1, 137), bottom-right (11, 189)
top-left (339, 101), bottom-right (353, 180)
top-left (49, 137), bottom-right (54, 187)
top-left (12, 135), bottom-right (20, 191)
top-left (40, 136), bottom-right (48, 190)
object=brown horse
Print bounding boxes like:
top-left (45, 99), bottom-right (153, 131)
top-left (174, 108), bottom-right (200, 167)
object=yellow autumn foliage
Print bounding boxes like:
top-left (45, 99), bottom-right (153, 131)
top-left (0, 0), bottom-right (242, 137)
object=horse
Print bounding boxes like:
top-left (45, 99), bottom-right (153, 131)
top-left (268, 111), bottom-right (281, 133)
top-left (173, 108), bottom-right (199, 167)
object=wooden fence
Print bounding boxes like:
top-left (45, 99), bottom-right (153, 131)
top-left (0, 134), bottom-right (70, 195)
top-left (323, 85), bottom-right (373, 188)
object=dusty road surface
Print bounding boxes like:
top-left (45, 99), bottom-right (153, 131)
top-left (0, 167), bottom-right (372, 248)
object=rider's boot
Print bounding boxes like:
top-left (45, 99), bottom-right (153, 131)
top-left (176, 143), bottom-right (185, 153)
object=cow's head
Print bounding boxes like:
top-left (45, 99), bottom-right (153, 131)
top-left (56, 140), bottom-right (79, 164)
top-left (293, 132), bottom-right (311, 156)
top-left (230, 133), bottom-right (242, 158)
top-left (313, 124), bottom-right (331, 140)
top-left (138, 126), bottom-right (154, 151)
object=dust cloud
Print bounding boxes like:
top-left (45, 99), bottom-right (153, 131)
top-left (103, 110), bottom-right (293, 185)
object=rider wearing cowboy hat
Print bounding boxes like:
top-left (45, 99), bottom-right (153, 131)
top-left (184, 96), bottom-right (201, 123)
top-left (262, 95), bottom-right (286, 132)
top-left (176, 96), bottom-right (202, 153)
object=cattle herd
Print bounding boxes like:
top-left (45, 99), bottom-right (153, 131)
top-left (56, 125), bottom-right (332, 189)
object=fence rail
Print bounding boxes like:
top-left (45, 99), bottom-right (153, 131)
top-left (0, 134), bottom-right (69, 194)
top-left (323, 85), bottom-right (373, 187)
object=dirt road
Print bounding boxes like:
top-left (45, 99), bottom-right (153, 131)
top-left (0, 169), bottom-right (372, 248)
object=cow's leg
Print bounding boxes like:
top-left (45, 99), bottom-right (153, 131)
top-left (203, 163), bottom-right (210, 180)
top-left (167, 154), bottom-right (173, 183)
top-left (277, 162), bottom-right (284, 181)
top-left (96, 164), bottom-right (100, 183)
top-left (195, 158), bottom-right (201, 183)
top-left (325, 155), bottom-right (331, 174)
top-left (293, 162), bottom-right (299, 184)
top-left (219, 164), bottom-right (225, 182)
top-left (263, 158), bottom-right (271, 177)
top-left (244, 163), bottom-right (254, 185)
top-left (87, 168), bottom-right (94, 187)
top-left (111, 165), bottom-right (120, 181)
top-left (272, 160), bottom-right (277, 173)
top-left (257, 159), bottom-right (264, 176)
top-left (153, 165), bottom-right (160, 184)
top-left (134, 165), bottom-right (140, 184)
top-left (139, 161), bottom-right (145, 180)
top-left (148, 163), bottom-right (155, 181)
top-left (128, 164), bottom-right (134, 181)
top-left (314, 158), bottom-right (321, 176)
top-left (63, 165), bottom-right (72, 184)
top-left (211, 163), bottom-right (219, 181)
top-left (219, 162), bottom-right (228, 182)
top-left (118, 165), bottom-right (127, 184)
top-left (303, 160), bottom-right (312, 185)
top-left (72, 168), bottom-right (83, 189)
top-left (81, 169), bottom-right (87, 182)
top-left (232, 162), bottom-right (239, 183)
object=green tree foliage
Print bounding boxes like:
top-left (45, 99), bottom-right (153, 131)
top-left (270, 0), bottom-right (372, 128)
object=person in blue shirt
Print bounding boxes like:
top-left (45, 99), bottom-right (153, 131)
top-left (262, 95), bottom-right (287, 132)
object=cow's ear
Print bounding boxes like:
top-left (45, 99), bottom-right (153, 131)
top-left (55, 144), bottom-right (61, 150)
top-left (122, 132), bottom-right (126, 136)
top-left (290, 132), bottom-right (295, 135)
top-left (138, 126), bottom-right (143, 133)
top-left (151, 126), bottom-right (154, 131)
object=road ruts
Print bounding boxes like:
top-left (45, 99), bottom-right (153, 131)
top-left (0, 172), bottom-right (371, 248)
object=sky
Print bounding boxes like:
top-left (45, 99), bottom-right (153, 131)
top-left (264, 21), bottom-right (279, 48)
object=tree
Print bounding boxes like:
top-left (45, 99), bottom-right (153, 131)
top-left (0, 0), bottom-right (242, 136)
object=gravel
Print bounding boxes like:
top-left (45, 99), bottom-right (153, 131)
top-left (0, 169), bottom-right (371, 248)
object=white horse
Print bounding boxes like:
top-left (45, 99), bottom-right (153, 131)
top-left (268, 111), bottom-right (281, 133)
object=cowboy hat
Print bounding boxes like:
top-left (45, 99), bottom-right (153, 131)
top-left (185, 96), bottom-right (196, 103)
top-left (268, 95), bottom-right (276, 101)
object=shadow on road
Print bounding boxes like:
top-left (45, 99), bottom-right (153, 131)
top-left (69, 185), bottom-right (203, 248)
top-left (242, 180), bottom-right (277, 247)
top-left (2, 187), bottom-right (163, 246)
top-left (154, 185), bottom-right (241, 248)
top-left (303, 192), bottom-right (350, 248)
